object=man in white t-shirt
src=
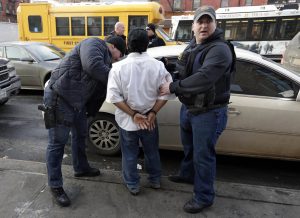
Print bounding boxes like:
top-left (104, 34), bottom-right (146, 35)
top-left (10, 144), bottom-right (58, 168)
top-left (106, 28), bottom-right (174, 195)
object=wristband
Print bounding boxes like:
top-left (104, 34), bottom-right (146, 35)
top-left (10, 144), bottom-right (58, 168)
top-left (149, 109), bottom-right (157, 115)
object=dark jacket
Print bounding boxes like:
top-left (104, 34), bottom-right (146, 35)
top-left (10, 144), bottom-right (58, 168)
top-left (107, 30), bottom-right (126, 42)
top-left (105, 31), bottom-right (127, 55)
top-left (148, 34), bottom-right (166, 48)
top-left (170, 28), bottom-right (233, 106)
top-left (49, 37), bottom-right (112, 112)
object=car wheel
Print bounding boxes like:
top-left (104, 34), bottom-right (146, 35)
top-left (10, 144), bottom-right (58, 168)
top-left (0, 99), bottom-right (8, 106)
top-left (87, 113), bottom-right (121, 156)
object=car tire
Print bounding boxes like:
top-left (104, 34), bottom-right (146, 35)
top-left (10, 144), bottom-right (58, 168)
top-left (0, 99), bottom-right (8, 106)
top-left (87, 113), bottom-right (121, 156)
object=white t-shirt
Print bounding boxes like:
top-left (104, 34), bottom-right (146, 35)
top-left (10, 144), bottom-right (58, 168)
top-left (106, 52), bottom-right (175, 131)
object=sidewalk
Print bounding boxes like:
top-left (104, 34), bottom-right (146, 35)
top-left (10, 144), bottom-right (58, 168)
top-left (0, 158), bottom-right (300, 218)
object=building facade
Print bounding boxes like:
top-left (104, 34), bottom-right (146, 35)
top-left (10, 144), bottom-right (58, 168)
top-left (0, 0), bottom-right (30, 22)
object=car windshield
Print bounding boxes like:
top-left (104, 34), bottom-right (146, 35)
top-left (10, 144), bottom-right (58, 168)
top-left (25, 44), bottom-right (65, 61)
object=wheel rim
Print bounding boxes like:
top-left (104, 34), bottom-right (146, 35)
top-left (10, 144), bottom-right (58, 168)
top-left (89, 119), bottom-right (120, 151)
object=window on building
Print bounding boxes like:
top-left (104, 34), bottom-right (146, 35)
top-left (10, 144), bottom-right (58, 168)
top-left (128, 16), bottom-right (148, 32)
top-left (87, 17), bottom-right (102, 36)
top-left (193, 0), bottom-right (201, 10)
top-left (0, 2), bottom-right (3, 12)
top-left (173, 0), bottom-right (182, 11)
top-left (245, 0), bottom-right (253, 6)
top-left (56, 17), bottom-right (70, 36)
top-left (104, 16), bottom-right (119, 36)
top-left (28, 16), bottom-right (43, 33)
top-left (221, 0), bottom-right (229, 8)
top-left (71, 17), bottom-right (85, 36)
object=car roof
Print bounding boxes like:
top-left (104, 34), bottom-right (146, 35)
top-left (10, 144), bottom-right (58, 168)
top-left (147, 44), bottom-right (264, 60)
top-left (0, 41), bottom-right (51, 46)
top-left (146, 44), bottom-right (300, 82)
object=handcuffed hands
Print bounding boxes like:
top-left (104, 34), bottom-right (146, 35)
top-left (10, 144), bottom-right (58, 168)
top-left (133, 112), bottom-right (156, 131)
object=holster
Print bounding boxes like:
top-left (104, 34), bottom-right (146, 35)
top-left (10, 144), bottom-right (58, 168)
top-left (38, 104), bottom-right (56, 129)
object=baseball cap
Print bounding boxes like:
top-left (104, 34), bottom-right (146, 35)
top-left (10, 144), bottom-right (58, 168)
top-left (146, 23), bottom-right (156, 32)
top-left (106, 36), bottom-right (126, 57)
top-left (193, 6), bottom-right (216, 22)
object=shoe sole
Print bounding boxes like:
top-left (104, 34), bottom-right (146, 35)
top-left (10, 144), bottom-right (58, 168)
top-left (74, 172), bottom-right (101, 177)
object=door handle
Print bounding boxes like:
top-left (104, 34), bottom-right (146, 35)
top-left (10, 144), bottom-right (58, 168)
top-left (228, 107), bottom-right (241, 115)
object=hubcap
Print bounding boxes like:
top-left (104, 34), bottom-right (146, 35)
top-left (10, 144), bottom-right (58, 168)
top-left (89, 119), bottom-right (120, 151)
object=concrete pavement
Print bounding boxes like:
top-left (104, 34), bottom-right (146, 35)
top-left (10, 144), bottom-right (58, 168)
top-left (0, 158), bottom-right (300, 218)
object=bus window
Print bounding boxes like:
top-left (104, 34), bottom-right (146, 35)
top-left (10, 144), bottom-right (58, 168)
top-left (71, 17), bottom-right (85, 36)
top-left (128, 16), bottom-right (148, 32)
top-left (87, 16), bottom-right (102, 36)
top-left (28, 16), bottom-right (42, 33)
top-left (279, 18), bottom-right (299, 40)
top-left (56, 17), bottom-right (70, 36)
top-left (174, 20), bottom-right (192, 41)
top-left (262, 19), bottom-right (276, 40)
top-left (224, 20), bottom-right (248, 40)
top-left (251, 19), bottom-right (264, 40)
top-left (104, 17), bottom-right (119, 36)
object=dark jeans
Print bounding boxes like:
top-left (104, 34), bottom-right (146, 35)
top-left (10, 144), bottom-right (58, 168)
top-left (44, 87), bottom-right (90, 188)
top-left (120, 125), bottom-right (161, 189)
top-left (179, 104), bottom-right (228, 205)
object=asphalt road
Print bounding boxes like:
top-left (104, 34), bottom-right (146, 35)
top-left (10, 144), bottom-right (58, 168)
top-left (0, 90), bottom-right (300, 190)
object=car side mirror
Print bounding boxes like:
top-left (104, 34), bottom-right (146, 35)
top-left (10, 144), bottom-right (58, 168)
top-left (20, 57), bottom-right (34, 62)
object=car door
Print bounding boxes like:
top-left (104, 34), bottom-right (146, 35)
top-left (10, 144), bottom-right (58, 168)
top-left (156, 56), bottom-right (182, 150)
top-left (4, 45), bottom-right (40, 88)
top-left (217, 59), bottom-right (300, 160)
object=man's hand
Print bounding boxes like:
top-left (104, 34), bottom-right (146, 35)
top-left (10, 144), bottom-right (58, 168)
top-left (159, 82), bottom-right (171, 96)
top-left (133, 113), bottom-right (149, 130)
top-left (147, 112), bottom-right (156, 131)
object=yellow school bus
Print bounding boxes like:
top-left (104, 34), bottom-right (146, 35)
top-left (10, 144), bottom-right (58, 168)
top-left (17, 1), bottom-right (177, 51)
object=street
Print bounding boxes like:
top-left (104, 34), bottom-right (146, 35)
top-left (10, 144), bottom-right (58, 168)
top-left (0, 90), bottom-right (300, 191)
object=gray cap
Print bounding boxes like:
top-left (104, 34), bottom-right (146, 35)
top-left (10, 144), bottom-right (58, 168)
top-left (193, 6), bottom-right (216, 22)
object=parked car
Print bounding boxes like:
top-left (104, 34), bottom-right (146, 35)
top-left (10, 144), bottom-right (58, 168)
top-left (0, 58), bottom-right (21, 105)
top-left (86, 45), bottom-right (300, 160)
top-left (0, 41), bottom-right (65, 90)
top-left (282, 32), bottom-right (300, 73)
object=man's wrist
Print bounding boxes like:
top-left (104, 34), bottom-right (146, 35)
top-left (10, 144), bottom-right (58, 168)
top-left (149, 109), bottom-right (157, 115)
top-left (131, 111), bottom-right (138, 119)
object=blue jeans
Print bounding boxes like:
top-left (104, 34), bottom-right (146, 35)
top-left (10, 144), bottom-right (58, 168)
top-left (178, 105), bottom-right (228, 205)
top-left (44, 87), bottom-right (91, 188)
top-left (120, 125), bottom-right (161, 189)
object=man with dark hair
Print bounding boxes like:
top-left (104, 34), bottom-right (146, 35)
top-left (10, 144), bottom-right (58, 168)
top-left (106, 28), bottom-right (174, 195)
top-left (42, 36), bottom-right (126, 207)
top-left (160, 6), bottom-right (234, 214)
top-left (146, 23), bottom-right (166, 48)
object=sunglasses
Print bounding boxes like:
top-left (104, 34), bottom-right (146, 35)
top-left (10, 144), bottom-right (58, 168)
top-left (146, 27), bottom-right (151, 31)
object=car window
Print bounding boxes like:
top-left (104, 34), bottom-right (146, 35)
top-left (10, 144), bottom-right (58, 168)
top-left (6, 46), bottom-right (31, 61)
top-left (25, 44), bottom-right (65, 61)
top-left (231, 60), bottom-right (299, 99)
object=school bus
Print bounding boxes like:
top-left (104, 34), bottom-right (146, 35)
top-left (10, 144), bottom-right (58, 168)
top-left (17, 1), bottom-right (176, 51)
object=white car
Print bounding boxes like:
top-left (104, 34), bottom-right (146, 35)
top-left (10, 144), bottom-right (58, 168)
top-left (87, 45), bottom-right (300, 160)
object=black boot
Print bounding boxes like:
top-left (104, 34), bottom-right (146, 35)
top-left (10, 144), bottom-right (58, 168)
top-left (50, 187), bottom-right (71, 207)
top-left (74, 167), bottom-right (101, 177)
